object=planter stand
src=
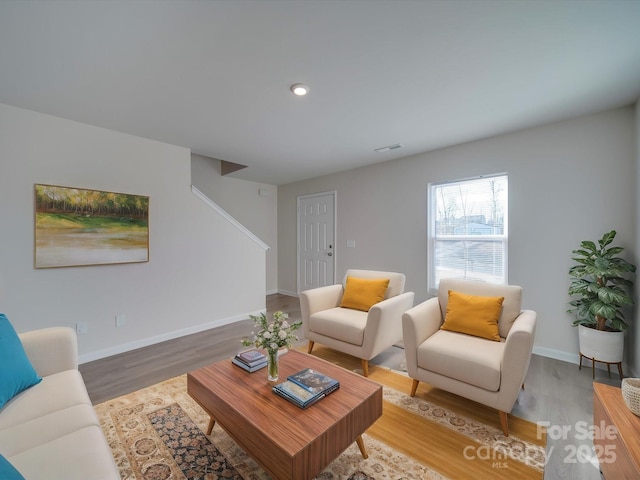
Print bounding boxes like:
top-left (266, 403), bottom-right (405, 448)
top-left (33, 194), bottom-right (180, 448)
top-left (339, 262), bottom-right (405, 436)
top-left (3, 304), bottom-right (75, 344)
top-left (577, 325), bottom-right (625, 379)
top-left (579, 353), bottom-right (624, 379)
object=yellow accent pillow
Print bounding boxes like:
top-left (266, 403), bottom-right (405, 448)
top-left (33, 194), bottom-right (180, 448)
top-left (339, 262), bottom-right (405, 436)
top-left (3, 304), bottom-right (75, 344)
top-left (441, 290), bottom-right (504, 341)
top-left (340, 276), bottom-right (390, 312)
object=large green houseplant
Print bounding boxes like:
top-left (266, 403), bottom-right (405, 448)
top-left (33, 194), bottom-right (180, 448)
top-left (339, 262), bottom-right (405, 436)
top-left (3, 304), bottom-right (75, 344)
top-left (568, 230), bottom-right (636, 367)
top-left (568, 230), bottom-right (636, 331)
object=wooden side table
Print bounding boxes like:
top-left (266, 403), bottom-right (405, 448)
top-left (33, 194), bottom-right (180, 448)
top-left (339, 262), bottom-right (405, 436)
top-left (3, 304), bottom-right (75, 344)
top-left (593, 382), bottom-right (640, 478)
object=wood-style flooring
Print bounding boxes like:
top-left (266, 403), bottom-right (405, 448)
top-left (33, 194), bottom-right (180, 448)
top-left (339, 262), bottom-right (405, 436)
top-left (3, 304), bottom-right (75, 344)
top-left (79, 294), bottom-right (298, 404)
top-left (80, 294), bottom-right (617, 480)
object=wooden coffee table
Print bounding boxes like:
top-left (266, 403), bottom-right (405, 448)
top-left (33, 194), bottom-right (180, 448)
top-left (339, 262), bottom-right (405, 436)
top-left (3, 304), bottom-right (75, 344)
top-left (187, 349), bottom-right (382, 480)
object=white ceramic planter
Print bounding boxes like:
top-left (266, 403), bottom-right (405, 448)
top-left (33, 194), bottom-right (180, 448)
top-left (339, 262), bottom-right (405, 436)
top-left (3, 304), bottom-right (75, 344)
top-left (578, 324), bottom-right (624, 363)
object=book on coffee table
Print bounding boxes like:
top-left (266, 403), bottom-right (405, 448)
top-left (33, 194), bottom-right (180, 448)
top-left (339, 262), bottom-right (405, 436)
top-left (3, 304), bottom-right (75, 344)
top-left (273, 368), bottom-right (340, 408)
top-left (272, 380), bottom-right (327, 409)
top-left (232, 357), bottom-right (267, 372)
top-left (234, 349), bottom-right (266, 367)
top-left (287, 368), bottom-right (340, 395)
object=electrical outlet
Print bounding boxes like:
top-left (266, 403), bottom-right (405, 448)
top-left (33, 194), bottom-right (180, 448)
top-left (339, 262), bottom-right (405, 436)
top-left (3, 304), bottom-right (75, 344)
top-left (347, 240), bottom-right (356, 248)
top-left (115, 314), bottom-right (126, 327)
top-left (76, 322), bottom-right (88, 335)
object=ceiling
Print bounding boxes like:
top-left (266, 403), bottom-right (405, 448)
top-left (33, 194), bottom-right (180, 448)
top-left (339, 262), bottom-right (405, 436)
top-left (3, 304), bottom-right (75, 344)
top-left (1, 1), bottom-right (640, 185)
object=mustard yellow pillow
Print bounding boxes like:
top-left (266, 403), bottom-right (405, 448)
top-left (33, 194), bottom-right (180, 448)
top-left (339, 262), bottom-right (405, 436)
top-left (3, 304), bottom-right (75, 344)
top-left (441, 290), bottom-right (504, 341)
top-left (340, 276), bottom-right (390, 312)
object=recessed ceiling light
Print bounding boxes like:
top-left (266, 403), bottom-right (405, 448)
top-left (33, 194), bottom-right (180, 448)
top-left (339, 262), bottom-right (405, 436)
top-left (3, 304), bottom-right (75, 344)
top-left (290, 83), bottom-right (310, 96)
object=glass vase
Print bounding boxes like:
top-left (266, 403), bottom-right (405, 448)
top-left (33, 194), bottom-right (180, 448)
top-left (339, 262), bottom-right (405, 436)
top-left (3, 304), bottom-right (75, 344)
top-left (267, 350), bottom-right (279, 382)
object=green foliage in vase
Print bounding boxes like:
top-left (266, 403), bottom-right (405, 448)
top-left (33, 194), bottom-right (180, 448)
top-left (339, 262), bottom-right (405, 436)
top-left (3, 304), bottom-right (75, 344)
top-left (568, 230), bottom-right (636, 331)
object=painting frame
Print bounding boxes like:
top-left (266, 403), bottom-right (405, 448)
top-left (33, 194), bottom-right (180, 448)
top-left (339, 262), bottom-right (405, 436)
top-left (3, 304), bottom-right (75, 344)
top-left (34, 184), bottom-right (149, 269)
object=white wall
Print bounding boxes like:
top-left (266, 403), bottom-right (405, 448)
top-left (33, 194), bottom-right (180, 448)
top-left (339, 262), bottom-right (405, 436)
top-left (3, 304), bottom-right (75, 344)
top-left (0, 103), bottom-right (266, 362)
top-left (633, 100), bottom-right (640, 376)
top-left (191, 154), bottom-right (278, 293)
top-left (278, 106), bottom-right (637, 364)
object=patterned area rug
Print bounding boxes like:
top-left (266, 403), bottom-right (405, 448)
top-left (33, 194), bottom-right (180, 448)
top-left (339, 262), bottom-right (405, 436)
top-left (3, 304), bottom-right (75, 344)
top-left (96, 348), bottom-right (545, 479)
top-left (96, 375), bottom-right (443, 480)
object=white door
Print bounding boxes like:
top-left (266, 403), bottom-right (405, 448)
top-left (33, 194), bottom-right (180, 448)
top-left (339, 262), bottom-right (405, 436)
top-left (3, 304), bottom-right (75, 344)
top-left (298, 191), bottom-right (336, 293)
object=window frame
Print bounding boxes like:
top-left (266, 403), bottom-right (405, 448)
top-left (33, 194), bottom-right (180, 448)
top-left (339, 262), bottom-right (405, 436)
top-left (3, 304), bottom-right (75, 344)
top-left (427, 173), bottom-right (508, 295)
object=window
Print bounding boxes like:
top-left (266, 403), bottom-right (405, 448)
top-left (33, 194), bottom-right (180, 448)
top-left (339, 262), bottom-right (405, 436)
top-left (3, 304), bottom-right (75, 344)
top-left (428, 174), bottom-right (508, 292)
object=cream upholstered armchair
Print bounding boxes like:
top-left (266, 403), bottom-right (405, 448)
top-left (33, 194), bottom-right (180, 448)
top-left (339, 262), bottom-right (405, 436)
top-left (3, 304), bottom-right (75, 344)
top-left (402, 278), bottom-right (536, 436)
top-left (300, 269), bottom-right (414, 376)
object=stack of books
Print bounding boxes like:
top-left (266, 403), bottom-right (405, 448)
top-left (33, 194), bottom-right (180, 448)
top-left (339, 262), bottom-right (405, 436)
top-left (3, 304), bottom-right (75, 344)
top-left (273, 368), bottom-right (340, 408)
top-left (232, 349), bottom-right (267, 372)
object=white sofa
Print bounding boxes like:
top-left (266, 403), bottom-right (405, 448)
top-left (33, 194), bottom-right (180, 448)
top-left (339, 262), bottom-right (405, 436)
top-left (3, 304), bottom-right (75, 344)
top-left (0, 327), bottom-right (119, 479)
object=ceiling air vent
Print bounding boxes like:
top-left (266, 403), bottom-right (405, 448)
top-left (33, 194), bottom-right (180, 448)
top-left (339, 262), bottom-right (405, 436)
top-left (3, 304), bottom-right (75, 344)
top-left (374, 143), bottom-right (403, 153)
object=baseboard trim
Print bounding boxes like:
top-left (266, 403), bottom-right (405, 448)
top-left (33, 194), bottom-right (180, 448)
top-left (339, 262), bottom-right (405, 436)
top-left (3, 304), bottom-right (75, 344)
top-left (533, 345), bottom-right (632, 375)
top-left (78, 309), bottom-right (265, 364)
top-left (278, 289), bottom-right (298, 297)
top-left (533, 346), bottom-right (579, 365)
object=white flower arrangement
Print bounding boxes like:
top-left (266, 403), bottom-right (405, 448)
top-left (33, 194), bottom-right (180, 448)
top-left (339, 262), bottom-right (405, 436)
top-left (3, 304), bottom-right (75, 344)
top-left (242, 311), bottom-right (302, 355)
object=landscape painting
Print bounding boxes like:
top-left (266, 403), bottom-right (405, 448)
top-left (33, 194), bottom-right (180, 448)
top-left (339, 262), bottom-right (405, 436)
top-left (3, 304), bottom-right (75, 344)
top-left (35, 184), bottom-right (149, 268)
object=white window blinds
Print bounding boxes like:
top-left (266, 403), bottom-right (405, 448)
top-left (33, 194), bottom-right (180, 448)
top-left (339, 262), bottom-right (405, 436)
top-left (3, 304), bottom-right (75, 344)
top-left (428, 174), bottom-right (508, 292)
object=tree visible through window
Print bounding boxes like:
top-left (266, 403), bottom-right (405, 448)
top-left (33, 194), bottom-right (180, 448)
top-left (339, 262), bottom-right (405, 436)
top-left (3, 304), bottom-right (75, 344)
top-left (428, 174), bottom-right (508, 292)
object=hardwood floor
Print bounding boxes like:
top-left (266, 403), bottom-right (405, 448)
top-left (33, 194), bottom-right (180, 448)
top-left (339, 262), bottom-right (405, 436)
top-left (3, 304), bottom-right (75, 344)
top-left (80, 293), bottom-right (617, 480)
top-left (79, 294), bottom-right (304, 404)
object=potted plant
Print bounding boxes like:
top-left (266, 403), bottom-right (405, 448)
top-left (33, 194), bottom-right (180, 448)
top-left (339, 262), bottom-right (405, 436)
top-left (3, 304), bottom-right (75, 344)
top-left (568, 230), bottom-right (636, 366)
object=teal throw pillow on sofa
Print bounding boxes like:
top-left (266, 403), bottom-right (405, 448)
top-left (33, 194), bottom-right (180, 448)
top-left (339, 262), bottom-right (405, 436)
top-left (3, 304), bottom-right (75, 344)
top-left (0, 313), bottom-right (42, 409)
top-left (0, 454), bottom-right (25, 479)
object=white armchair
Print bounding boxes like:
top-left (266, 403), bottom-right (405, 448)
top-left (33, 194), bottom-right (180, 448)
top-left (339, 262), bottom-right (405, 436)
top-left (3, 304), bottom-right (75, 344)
top-left (402, 278), bottom-right (536, 436)
top-left (300, 269), bottom-right (414, 376)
